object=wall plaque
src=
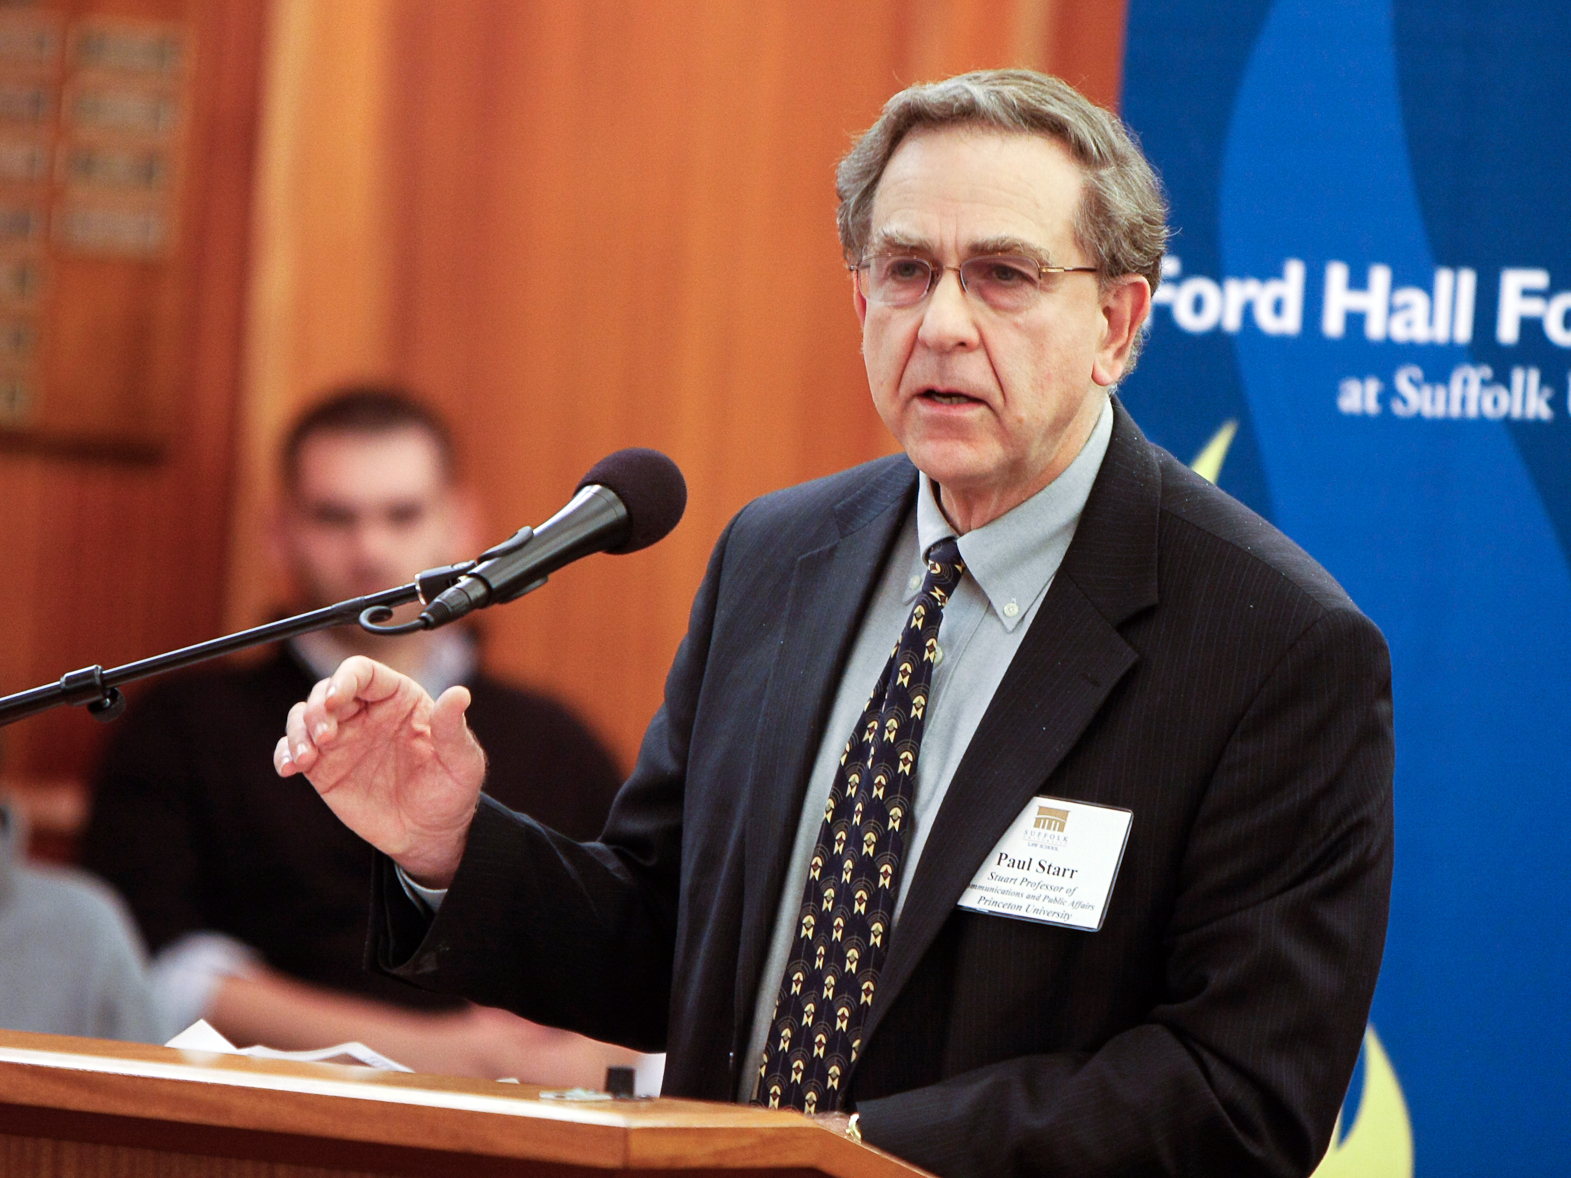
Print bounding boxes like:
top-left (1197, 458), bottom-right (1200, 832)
top-left (0, 4), bottom-right (191, 448)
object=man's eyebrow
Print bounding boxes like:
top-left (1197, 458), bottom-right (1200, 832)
top-left (966, 236), bottom-right (1055, 266)
top-left (864, 231), bottom-right (1057, 267)
top-left (865, 229), bottom-right (933, 256)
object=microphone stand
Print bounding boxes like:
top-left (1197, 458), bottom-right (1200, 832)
top-left (0, 561), bottom-right (481, 729)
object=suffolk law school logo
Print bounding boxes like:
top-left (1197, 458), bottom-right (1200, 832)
top-left (1152, 256), bottom-right (1571, 424)
top-left (1026, 805), bottom-right (1071, 848)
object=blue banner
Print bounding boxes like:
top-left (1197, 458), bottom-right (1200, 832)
top-left (1122, 2), bottom-right (1571, 1174)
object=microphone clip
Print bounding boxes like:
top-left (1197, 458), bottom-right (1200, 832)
top-left (354, 557), bottom-right (491, 636)
top-left (415, 559), bottom-right (483, 604)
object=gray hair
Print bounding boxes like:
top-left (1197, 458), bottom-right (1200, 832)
top-left (836, 69), bottom-right (1169, 305)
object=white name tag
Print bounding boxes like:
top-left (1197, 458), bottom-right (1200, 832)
top-left (956, 795), bottom-right (1133, 931)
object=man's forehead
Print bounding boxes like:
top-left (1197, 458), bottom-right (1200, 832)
top-left (867, 126), bottom-right (1085, 256)
top-left (293, 427), bottom-right (450, 503)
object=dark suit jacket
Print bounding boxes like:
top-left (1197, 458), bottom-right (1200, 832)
top-left (374, 401), bottom-right (1394, 1178)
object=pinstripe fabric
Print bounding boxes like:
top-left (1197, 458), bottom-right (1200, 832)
top-left (373, 399), bottom-right (1394, 1178)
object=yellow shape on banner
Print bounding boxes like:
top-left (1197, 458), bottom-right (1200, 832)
top-left (1190, 419), bottom-right (1239, 483)
top-left (1311, 1024), bottom-right (1414, 1178)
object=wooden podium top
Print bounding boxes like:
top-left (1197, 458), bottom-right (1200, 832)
top-left (0, 1029), bottom-right (932, 1177)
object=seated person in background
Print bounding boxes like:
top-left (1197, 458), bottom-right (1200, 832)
top-left (0, 800), bottom-right (163, 1044)
top-left (82, 386), bottom-right (637, 1083)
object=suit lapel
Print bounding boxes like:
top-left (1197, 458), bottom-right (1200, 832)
top-left (858, 399), bottom-right (1164, 1054)
top-left (733, 460), bottom-right (918, 1048)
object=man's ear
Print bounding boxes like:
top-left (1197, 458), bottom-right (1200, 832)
top-left (852, 269), bottom-right (869, 328)
top-left (1092, 275), bottom-right (1152, 387)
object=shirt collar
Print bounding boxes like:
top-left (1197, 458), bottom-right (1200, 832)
top-left (289, 627), bottom-right (478, 698)
top-left (911, 396), bottom-right (1114, 631)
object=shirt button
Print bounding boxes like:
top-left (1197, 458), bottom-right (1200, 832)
top-left (908, 574), bottom-right (921, 591)
top-left (1003, 600), bottom-right (1019, 618)
top-left (931, 644), bottom-right (944, 667)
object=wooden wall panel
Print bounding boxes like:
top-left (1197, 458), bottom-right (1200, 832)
top-left (0, 1), bottom-right (265, 787)
top-left (232, 0), bottom-right (1130, 769)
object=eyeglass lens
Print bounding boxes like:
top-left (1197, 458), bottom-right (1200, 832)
top-left (860, 255), bottom-right (1046, 312)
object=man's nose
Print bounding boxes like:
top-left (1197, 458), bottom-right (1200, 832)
top-left (916, 268), bottom-right (982, 351)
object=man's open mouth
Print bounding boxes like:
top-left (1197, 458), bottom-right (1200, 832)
top-left (920, 389), bottom-right (981, 406)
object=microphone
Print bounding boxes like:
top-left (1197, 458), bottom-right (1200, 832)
top-left (418, 448), bottom-right (686, 629)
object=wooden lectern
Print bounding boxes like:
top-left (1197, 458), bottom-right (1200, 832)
top-left (0, 1030), bottom-right (932, 1177)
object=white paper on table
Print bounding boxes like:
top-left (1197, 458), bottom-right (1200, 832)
top-left (165, 1019), bottom-right (412, 1072)
top-left (165, 1018), bottom-right (242, 1054)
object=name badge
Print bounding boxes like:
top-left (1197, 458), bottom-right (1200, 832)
top-left (956, 795), bottom-right (1132, 931)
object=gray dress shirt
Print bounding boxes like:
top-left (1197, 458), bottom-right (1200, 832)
top-left (737, 397), bottom-right (1113, 1099)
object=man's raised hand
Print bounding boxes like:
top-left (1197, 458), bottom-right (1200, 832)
top-left (274, 656), bottom-right (485, 888)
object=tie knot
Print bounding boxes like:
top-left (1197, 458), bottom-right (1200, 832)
top-left (921, 538), bottom-right (965, 602)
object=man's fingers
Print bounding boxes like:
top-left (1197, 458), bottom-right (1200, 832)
top-left (299, 676), bottom-right (333, 749)
top-left (303, 674), bottom-right (344, 748)
top-left (284, 699), bottom-right (318, 771)
top-left (430, 685), bottom-right (475, 751)
top-left (303, 657), bottom-right (394, 744)
top-left (327, 655), bottom-right (407, 713)
top-left (282, 657), bottom-right (433, 785)
top-left (273, 735), bottom-right (299, 777)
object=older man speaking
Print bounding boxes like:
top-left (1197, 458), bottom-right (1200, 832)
top-left (276, 71), bottom-right (1392, 1178)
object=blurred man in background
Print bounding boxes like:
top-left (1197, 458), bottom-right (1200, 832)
top-left (83, 387), bottom-right (640, 1084)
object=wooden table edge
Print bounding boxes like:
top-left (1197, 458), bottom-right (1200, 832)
top-left (0, 1030), bottom-right (932, 1176)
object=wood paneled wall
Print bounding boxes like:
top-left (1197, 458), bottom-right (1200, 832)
top-left (4, 0), bottom-right (1127, 791)
top-left (0, 1), bottom-right (265, 784)
top-left (233, 0), bottom-right (1129, 769)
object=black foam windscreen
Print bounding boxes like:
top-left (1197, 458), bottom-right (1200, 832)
top-left (576, 448), bottom-right (687, 554)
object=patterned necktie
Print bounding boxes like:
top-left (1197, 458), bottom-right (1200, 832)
top-left (754, 537), bottom-right (966, 1114)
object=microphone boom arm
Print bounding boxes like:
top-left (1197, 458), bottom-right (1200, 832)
top-left (0, 561), bottom-right (477, 729)
top-left (1, 446), bottom-right (686, 728)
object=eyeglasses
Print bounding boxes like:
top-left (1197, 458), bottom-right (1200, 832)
top-left (851, 253), bottom-right (1099, 313)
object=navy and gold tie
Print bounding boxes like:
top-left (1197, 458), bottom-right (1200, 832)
top-left (754, 537), bottom-right (965, 1114)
